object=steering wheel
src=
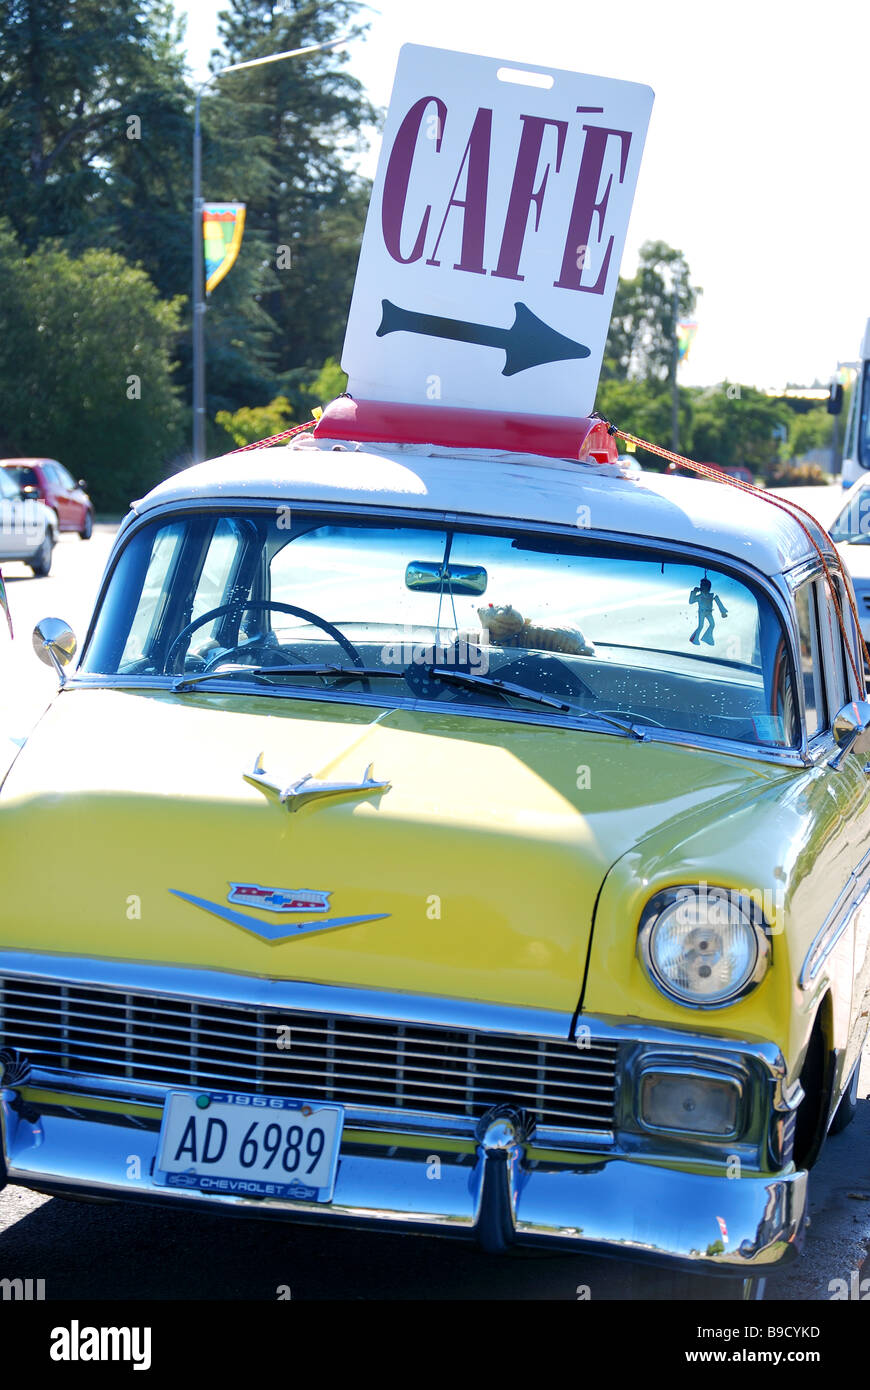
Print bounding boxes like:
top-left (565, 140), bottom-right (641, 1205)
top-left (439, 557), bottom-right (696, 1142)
top-left (163, 599), bottom-right (369, 689)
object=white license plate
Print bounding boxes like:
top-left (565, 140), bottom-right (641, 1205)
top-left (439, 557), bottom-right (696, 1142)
top-left (155, 1090), bottom-right (343, 1202)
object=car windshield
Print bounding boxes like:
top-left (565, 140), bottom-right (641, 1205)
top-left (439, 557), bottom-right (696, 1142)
top-left (81, 510), bottom-right (797, 748)
top-left (1, 466), bottom-right (38, 490)
top-left (829, 488), bottom-right (870, 544)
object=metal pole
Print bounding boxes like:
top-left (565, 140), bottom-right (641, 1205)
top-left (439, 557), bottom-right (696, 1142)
top-left (192, 85), bottom-right (206, 464)
top-left (189, 37), bottom-right (352, 464)
top-left (671, 278), bottom-right (680, 454)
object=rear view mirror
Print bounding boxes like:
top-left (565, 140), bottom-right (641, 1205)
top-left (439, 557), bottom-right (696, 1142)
top-left (827, 383), bottom-right (844, 416)
top-left (405, 561), bottom-right (488, 595)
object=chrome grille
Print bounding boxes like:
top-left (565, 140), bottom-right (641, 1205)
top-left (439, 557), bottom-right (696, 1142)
top-left (0, 978), bottom-right (618, 1132)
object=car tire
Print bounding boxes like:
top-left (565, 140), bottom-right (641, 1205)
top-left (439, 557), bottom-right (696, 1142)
top-left (79, 512), bottom-right (93, 540)
top-left (29, 532), bottom-right (54, 577)
top-left (829, 1058), bottom-right (861, 1136)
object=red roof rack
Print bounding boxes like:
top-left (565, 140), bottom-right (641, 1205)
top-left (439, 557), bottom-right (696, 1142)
top-left (313, 397), bottom-right (619, 464)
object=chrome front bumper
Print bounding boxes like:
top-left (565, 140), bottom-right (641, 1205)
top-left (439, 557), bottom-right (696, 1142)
top-left (0, 1085), bottom-right (806, 1274)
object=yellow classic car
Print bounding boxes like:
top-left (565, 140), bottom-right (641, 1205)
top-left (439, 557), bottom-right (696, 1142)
top-left (1, 409), bottom-right (869, 1300)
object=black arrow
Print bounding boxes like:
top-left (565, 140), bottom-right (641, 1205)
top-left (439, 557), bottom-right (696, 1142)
top-left (376, 299), bottom-right (591, 377)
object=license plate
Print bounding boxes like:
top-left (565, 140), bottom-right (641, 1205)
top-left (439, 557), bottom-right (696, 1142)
top-left (155, 1090), bottom-right (343, 1202)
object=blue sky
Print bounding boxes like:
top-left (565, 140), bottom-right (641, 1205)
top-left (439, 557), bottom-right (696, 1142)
top-left (174, 0), bottom-right (870, 391)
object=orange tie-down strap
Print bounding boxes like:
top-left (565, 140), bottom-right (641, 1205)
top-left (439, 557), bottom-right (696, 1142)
top-left (227, 410), bottom-right (868, 693)
top-left (598, 420), bottom-right (870, 694)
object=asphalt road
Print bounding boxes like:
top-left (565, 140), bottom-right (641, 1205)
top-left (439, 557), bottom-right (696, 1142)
top-left (1, 493), bottom-right (869, 1301)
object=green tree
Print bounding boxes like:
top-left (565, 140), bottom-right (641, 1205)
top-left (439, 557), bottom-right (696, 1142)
top-left (208, 0), bottom-right (377, 382)
top-left (0, 222), bottom-right (185, 511)
top-left (601, 240), bottom-right (700, 383)
top-left (594, 378), bottom-right (690, 469)
top-left (215, 394), bottom-right (295, 447)
top-left (688, 385), bottom-right (790, 477)
top-left (0, 0), bottom-right (191, 262)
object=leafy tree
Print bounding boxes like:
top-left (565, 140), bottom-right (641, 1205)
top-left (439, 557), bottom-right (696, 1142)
top-left (207, 0), bottom-right (377, 382)
top-left (215, 394), bottom-right (295, 447)
top-left (0, 222), bottom-right (185, 511)
top-left (601, 240), bottom-right (700, 383)
top-left (0, 0), bottom-right (191, 262)
top-left (688, 385), bottom-right (790, 477)
top-left (786, 406), bottom-right (833, 460)
top-left (594, 378), bottom-right (690, 470)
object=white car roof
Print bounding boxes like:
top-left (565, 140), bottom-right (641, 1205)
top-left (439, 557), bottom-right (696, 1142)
top-left (134, 438), bottom-right (832, 579)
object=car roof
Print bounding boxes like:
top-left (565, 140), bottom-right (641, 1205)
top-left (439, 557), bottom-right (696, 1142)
top-left (134, 438), bottom-right (833, 579)
top-left (0, 458), bottom-right (56, 468)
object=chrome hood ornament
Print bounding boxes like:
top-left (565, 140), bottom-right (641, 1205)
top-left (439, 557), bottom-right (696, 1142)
top-left (244, 753), bottom-right (391, 812)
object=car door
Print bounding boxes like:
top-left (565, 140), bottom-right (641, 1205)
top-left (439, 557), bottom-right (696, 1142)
top-left (821, 569), bottom-right (870, 1061)
top-left (55, 463), bottom-right (86, 530)
top-left (44, 463), bottom-right (73, 530)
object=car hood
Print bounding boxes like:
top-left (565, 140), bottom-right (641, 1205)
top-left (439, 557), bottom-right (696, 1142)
top-left (0, 688), bottom-right (792, 1012)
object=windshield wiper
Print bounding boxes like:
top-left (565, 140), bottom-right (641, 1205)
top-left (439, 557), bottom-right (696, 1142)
top-left (172, 662), bottom-right (642, 737)
top-left (172, 663), bottom-right (395, 693)
top-left (418, 666), bottom-right (642, 736)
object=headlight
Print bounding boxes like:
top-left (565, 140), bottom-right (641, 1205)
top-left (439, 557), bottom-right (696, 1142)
top-left (637, 886), bottom-right (770, 1007)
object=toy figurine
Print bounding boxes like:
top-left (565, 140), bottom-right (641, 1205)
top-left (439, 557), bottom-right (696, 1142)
top-left (689, 577), bottom-right (727, 646)
top-left (464, 604), bottom-right (595, 656)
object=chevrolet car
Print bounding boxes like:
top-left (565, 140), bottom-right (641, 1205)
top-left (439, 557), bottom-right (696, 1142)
top-left (1, 399), bottom-right (869, 1301)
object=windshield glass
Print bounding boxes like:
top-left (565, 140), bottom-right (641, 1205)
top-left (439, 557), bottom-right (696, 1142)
top-left (81, 510), bottom-right (797, 748)
top-left (830, 486), bottom-right (870, 543)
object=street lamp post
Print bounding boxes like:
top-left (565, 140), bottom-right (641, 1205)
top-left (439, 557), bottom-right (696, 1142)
top-left (192, 38), bottom-right (351, 463)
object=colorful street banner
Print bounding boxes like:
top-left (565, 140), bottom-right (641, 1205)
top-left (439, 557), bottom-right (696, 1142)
top-left (0, 568), bottom-right (12, 638)
top-left (676, 320), bottom-right (698, 364)
top-left (203, 203), bottom-right (246, 295)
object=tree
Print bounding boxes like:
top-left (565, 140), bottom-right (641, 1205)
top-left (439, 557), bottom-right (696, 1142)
top-left (0, 221), bottom-right (185, 511)
top-left (215, 394), bottom-right (295, 447)
top-left (601, 240), bottom-right (700, 383)
top-left (207, 0), bottom-right (377, 385)
top-left (0, 0), bottom-right (191, 261)
top-left (594, 378), bottom-right (691, 469)
top-left (688, 385), bottom-right (790, 476)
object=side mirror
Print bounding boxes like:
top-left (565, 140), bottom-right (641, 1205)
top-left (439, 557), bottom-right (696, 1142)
top-left (77, 479), bottom-right (87, 490)
top-left (829, 700), bottom-right (870, 769)
top-left (33, 617), bottom-right (77, 685)
top-left (827, 383), bottom-right (844, 416)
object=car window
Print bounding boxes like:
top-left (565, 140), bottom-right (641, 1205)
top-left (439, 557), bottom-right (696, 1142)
top-left (1, 465), bottom-right (38, 491)
top-left (0, 471), bottom-right (20, 501)
top-left (119, 523), bottom-right (186, 668)
top-left (56, 465), bottom-right (76, 490)
top-left (84, 511), bottom-right (799, 750)
top-left (829, 486), bottom-right (870, 544)
top-left (794, 579), bottom-right (828, 737)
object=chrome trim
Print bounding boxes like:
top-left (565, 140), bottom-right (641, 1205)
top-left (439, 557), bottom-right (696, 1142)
top-left (69, 500), bottom-right (808, 767)
top-left (243, 753), bottom-right (390, 811)
top-left (0, 950), bottom-right (575, 1040)
top-left (636, 886), bottom-right (772, 1010)
top-left (14, 1066), bottom-right (614, 1152)
top-left (634, 1057), bottom-right (745, 1141)
top-left (800, 846), bottom-right (870, 987)
top-left (0, 958), bottom-right (617, 1135)
top-left (0, 1084), bottom-right (808, 1269)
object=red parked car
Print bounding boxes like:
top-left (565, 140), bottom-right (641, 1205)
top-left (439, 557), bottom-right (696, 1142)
top-left (0, 458), bottom-right (94, 538)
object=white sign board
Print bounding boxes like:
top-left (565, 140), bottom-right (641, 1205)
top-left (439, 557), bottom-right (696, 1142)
top-left (342, 45), bottom-right (653, 418)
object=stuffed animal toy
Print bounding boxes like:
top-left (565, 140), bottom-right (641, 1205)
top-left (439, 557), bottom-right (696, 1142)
top-left (464, 603), bottom-right (595, 657)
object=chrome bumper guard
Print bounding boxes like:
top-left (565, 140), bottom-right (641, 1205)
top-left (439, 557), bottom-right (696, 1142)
top-left (0, 1086), bottom-right (806, 1274)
